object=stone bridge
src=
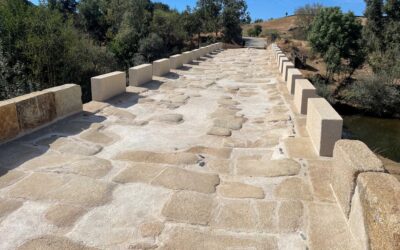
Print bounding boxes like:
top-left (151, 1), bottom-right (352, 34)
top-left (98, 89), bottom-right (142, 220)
top-left (0, 44), bottom-right (398, 249)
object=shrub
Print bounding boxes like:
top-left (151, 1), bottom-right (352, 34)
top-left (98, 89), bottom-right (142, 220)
top-left (261, 29), bottom-right (280, 42)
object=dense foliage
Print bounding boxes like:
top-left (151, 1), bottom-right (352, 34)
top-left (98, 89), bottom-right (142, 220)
top-left (308, 7), bottom-right (365, 80)
top-left (0, 0), bottom-right (249, 102)
top-left (247, 24), bottom-right (262, 37)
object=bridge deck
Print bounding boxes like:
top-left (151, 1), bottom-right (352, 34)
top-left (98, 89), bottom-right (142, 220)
top-left (0, 49), bottom-right (358, 249)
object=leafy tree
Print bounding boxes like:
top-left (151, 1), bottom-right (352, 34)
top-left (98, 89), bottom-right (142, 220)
top-left (254, 18), bottom-right (263, 23)
top-left (182, 7), bottom-right (202, 47)
top-left (197, 0), bottom-right (223, 36)
top-left (77, 0), bottom-right (110, 42)
top-left (248, 24), bottom-right (262, 37)
top-left (308, 7), bottom-right (365, 80)
top-left (221, 0), bottom-right (250, 43)
top-left (295, 3), bottom-right (323, 34)
top-left (364, 0), bottom-right (384, 53)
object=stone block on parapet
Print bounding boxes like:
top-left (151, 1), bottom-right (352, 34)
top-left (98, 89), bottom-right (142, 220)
top-left (294, 79), bottom-right (317, 115)
top-left (279, 56), bottom-right (290, 74)
top-left (0, 100), bottom-right (20, 142)
top-left (14, 91), bottom-right (57, 131)
top-left (153, 58), bottom-right (170, 76)
top-left (170, 54), bottom-right (183, 69)
top-left (282, 61), bottom-right (295, 81)
top-left (286, 68), bottom-right (303, 95)
top-left (91, 71), bottom-right (126, 102)
top-left (274, 49), bottom-right (282, 59)
top-left (182, 51), bottom-right (193, 64)
top-left (276, 53), bottom-right (285, 65)
top-left (192, 49), bottom-right (200, 60)
top-left (331, 140), bottom-right (384, 218)
top-left (44, 84), bottom-right (82, 118)
top-left (129, 64), bottom-right (152, 86)
top-left (306, 98), bottom-right (343, 157)
top-left (349, 172), bottom-right (400, 250)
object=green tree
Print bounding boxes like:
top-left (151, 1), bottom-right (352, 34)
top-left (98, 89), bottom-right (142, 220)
top-left (248, 24), bottom-right (262, 37)
top-left (221, 0), bottom-right (250, 43)
top-left (254, 18), bottom-right (263, 23)
top-left (295, 3), bottom-right (323, 34)
top-left (77, 0), bottom-right (110, 42)
top-left (364, 0), bottom-right (384, 54)
top-left (182, 7), bottom-right (202, 47)
top-left (197, 0), bottom-right (223, 37)
top-left (308, 7), bottom-right (365, 80)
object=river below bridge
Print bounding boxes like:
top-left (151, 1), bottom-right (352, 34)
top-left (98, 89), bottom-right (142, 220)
top-left (343, 115), bottom-right (400, 162)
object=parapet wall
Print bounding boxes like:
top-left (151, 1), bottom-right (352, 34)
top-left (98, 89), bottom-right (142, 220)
top-left (271, 44), bottom-right (400, 249)
top-left (0, 43), bottom-right (223, 144)
top-left (0, 84), bottom-right (82, 143)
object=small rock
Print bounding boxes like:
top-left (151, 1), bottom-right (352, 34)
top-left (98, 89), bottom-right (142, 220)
top-left (152, 114), bottom-right (183, 124)
top-left (207, 127), bottom-right (232, 137)
top-left (139, 221), bottom-right (164, 237)
top-left (218, 182), bottom-right (265, 199)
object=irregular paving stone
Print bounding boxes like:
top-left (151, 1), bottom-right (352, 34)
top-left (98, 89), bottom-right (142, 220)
top-left (207, 159), bottom-right (230, 174)
top-left (102, 107), bottom-right (136, 121)
top-left (128, 242), bottom-right (158, 250)
top-left (113, 163), bottom-right (166, 184)
top-left (58, 157), bottom-right (113, 178)
top-left (283, 137), bottom-right (318, 159)
top-left (162, 191), bottom-right (214, 225)
top-left (207, 126), bottom-right (232, 137)
top-left (79, 129), bottom-right (116, 145)
top-left (19, 151), bottom-right (82, 170)
top-left (213, 116), bottom-right (244, 130)
top-left (0, 199), bottom-right (23, 220)
top-left (151, 167), bottom-right (220, 194)
top-left (218, 182), bottom-right (265, 199)
top-left (265, 113), bottom-right (289, 122)
top-left (17, 236), bottom-right (97, 250)
top-left (274, 178), bottom-right (312, 201)
top-left (278, 201), bottom-right (304, 233)
top-left (185, 146), bottom-right (232, 159)
top-left (236, 159), bottom-right (301, 177)
top-left (211, 200), bottom-right (258, 231)
top-left (8, 173), bottom-right (67, 200)
top-left (308, 160), bottom-right (335, 202)
top-left (48, 176), bottom-right (113, 207)
top-left (139, 221), bottom-right (164, 237)
top-left (256, 201), bottom-right (278, 232)
top-left (218, 99), bottom-right (239, 106)
top-left (50, 138), bottom-right (102, 156)
top-left (0, 170), bottom-right (25, 189)
top-left (161, 227), bottom-right (278, 250)
top-left (45, 204), bottom-right (86, 227)
top-left (114, 151), bottom-right (199, 165)
top-left (152, 114), bottom-right (183, 124)
top-left (209, 108), bottom-right (238, 118)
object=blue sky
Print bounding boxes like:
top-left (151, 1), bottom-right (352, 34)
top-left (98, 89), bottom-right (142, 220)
top-left (30, 0), bottom-right (366, 20)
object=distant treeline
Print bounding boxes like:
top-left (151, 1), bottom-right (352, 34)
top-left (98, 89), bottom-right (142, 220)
top-left (0, 0), bottom-right (250, 102)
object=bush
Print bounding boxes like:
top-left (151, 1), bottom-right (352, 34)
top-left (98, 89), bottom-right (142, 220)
top-left (341, 75), bottom-right (400, 116)
top-left (309, 75), bottom-right (336, 104)
top-left (261, 29), bottom-right (280, 42)
top-left (247, 25), bottom-right (262, 37)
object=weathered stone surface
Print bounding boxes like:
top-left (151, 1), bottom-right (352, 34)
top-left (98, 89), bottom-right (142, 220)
top-left (218, 99), bottom-right (239, 106)
top-left (129, 242), bottom-right (158, 250)
top-left (207, 159), bottom-right (230, 174)
top-left (8, 173), bottom-right (67, 200)
top-left (151, 167), bottom-right (220, 194)
top-left (17, 236), bottom-right (97, 250)
top-left (211, 200), bottom-right (257, 231)
top-left (265, 113), bottom-right (289, 122)
top-left (213, 116), bottom-right (244, 130)
top-left (114, 151), bottom-right (199, 165)
top-left (152, 114), bottom-right (183, 124)
top-left (209, 108), bottom-right (238, 118)
top-left (308, 160), bottom-right (335, 202)
top-left (45, 204), bottom-right (86, 227)
top-left (79, 129), bottom-right (116, 145)
top-left (218, 182), bottom-right (265, 199)
top-left (0, 170), bottom-right (25, 189)
top-left (332, 140), bottom-right (384, 217)
top-left (278, 201), bottom-right (303, 233)
top-left (91, 71), bottom-right (126, 102)
top-left (101, 106), bottom-right (136, 121)
top-left (353, 173), bottom-right (400, 250)
top-left (185, 146), bottom-right (232, 159)
top-left (0, 199), bottom-right (23, 220)
top-left (207, 126), bottom-right (231, 137)
top-left (308, 203), bottom-right (358, 250)
top-left (139, 221), bottom-right (164, 237)
top-left (50, 138), bottom-right (102, 156)
top-left (15, 91), bottom-right (57, 131)
top-left (236, 159), bottom-right (301, 177)
top-left (256, 201), bottom-right (277, 232)
top-left (0, 100), bottom-right (20, 141)
top-left (61, 157), bottom-right (113, 178)
top-left (283, 137), bottom-right (318, 159)
top-left (113, 163), bottom-right (166, 184)
top-left (161, 227), bottom-right (278, 250)
top-left (48, 176), bottom-right (113, 207)
top-left (19, 152), bottom-right (81, 171)
top-left (44, 84), bottom-right (82, 118)
top-left (274, 178), bottom-right (312, 201)
top-left (162, 191), bottom-right (214, 225)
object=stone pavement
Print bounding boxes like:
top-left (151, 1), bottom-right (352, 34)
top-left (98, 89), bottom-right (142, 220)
top-left (0, 48), bottom-right (359, 249)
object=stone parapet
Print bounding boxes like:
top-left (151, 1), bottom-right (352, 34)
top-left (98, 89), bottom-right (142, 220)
top-left (286, 68), bottom-right (303, 95)
top-left (91, 71), bottom-right (126, 101)
top-left (170, 55), bottom-right (183, 69)
top-left (332, 140), bottom-right (384, 217)
top-left (182, 51), bottom-right (193, 64)
top-left (282, 61), bottom-right (295, 82)
top-left (192, 49), bottom-right (200, 60)
top-left (279, 56), bottom-right (290, 74)
top-left (129, 64), bottom-right (153, 86)
top-left (306, 98), bottom-right (343, 157)
top-left (0, 84), bottom-right (82, 143)
top-left (294, 79), bottom-right (317, 115)
top-left (153, 58), bottom-right (170, 76)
